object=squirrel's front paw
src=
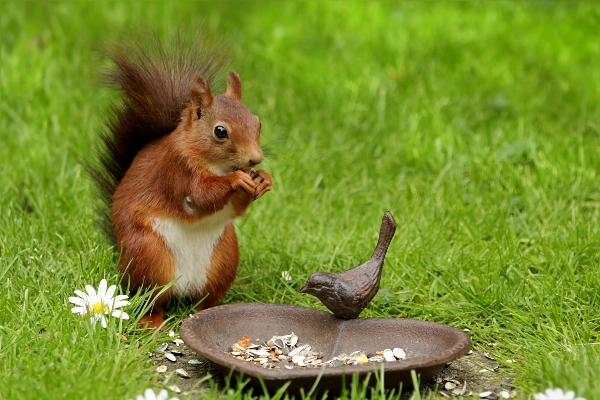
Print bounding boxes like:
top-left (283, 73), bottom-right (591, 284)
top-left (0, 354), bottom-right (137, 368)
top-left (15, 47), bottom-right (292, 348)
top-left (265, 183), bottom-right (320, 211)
top-left (250, 169), bottom-right (273, 200)
top-left (231, 170), bottom-right (256, 195)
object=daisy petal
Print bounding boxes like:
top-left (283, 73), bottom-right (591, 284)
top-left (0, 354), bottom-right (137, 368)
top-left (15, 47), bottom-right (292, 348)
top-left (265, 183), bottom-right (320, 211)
top-left (73, 290), bottom-right (88, 299)
top-left (68, 296), bottom-right (87, 306)
top-left (157, 390), bottom-right (170, 400)
top-left (112, 299), bottom-right (131, 309)
top-left (97, 279), bottom-right (108, 300)
top-left (71, 306), bottom-right (86, 314)
top-left (105, 284), bottom-right (117, 302)
top-left (100, 315), bottom-right (108, 328)
top-left (145, 388), bottom-right (157, 400)
top-left (112, 310), bottom-right (129, 320)
top-left (85, 284), bottom-right (97, 299)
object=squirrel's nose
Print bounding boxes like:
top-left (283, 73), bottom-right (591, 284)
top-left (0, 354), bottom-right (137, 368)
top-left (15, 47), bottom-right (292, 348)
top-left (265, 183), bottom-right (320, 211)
top-left (247, 151), bottom-right (263, 167)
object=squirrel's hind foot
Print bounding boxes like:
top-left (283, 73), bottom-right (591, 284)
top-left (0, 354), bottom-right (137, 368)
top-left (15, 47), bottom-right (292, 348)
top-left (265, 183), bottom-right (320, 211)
top-left (138, 308), bottom-right (166, 330)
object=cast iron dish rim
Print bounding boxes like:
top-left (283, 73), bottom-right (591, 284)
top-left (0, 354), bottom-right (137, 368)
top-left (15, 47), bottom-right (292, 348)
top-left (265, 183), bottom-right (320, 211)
top-left (180, 303), bottom-right (472, 381)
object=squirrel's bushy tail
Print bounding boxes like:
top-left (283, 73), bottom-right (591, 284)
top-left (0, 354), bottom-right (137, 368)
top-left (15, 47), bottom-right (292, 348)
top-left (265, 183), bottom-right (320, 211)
top-left (90, 31), bottom-right (228, 242)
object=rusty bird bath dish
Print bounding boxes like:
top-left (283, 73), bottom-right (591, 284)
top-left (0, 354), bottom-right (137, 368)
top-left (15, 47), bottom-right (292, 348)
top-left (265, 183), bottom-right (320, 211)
top-left (180, 303), bottom-right (471, 394)
top-left (180, 212), bottom-right (471, 394)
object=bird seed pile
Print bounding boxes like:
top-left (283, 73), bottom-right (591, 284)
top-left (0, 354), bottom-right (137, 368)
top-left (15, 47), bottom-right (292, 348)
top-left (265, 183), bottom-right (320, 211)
top-left (227, 333), bottom-right (407, 369)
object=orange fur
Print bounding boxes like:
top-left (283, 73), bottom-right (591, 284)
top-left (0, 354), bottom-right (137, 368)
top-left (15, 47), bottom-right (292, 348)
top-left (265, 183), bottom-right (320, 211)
top-left (97, 36), bottom-right (272, 328)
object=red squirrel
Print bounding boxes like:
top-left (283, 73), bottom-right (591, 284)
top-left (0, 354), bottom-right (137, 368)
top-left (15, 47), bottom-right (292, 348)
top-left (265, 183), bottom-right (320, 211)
top-left (91, 34), bottom-right (272, 328)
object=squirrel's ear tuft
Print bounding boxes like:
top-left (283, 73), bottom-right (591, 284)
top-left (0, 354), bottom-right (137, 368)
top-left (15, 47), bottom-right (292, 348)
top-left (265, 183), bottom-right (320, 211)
top-left (190, 76), bottom-right (213, 119)
top-left (225, 71), bottom-right (242, 101)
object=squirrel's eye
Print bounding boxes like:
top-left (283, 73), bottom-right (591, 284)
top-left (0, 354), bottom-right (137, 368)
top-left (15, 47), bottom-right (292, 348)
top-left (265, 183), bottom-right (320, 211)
top-left (214, 126), bottom-right (229, 140)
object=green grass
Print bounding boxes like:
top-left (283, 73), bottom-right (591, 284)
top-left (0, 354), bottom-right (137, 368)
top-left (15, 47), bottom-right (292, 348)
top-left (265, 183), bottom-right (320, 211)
top-left (2, 1), bottom-right (600, 399)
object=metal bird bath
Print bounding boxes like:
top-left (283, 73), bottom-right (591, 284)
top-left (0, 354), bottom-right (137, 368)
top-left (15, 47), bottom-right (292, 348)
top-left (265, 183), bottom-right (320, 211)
top-left (180, 212), bottom-right (471, 394)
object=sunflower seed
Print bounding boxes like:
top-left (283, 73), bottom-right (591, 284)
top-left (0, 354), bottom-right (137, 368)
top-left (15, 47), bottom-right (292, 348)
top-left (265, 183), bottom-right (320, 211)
top-left (460, 381), bottom-right (467, 396)
top-left (165, 353), bottom-right (176, 362)
top-left (232, 343), bottom-right (246, 352)
top-left (248, 349), bottom-right (270, 357)
top-left (383, 349), bottom-right (395, 362)
top-left (289, 333), bottom-right (298, 346)
top-left (171, 350), bottom-right (185, 356)
top-left (158, 343), bottom-right (169, 352)
top-left (348, 355), bottom-right (369, 365)
top-left (156, 365), bottom-right (168, 373)
top-left (393, 348), bottom-right (406, 359)
top-left (188, 359), bottom-right (202, 365)
top-left (175, 368), bottom-right (190, 378)
top-left (288, 344), bottom-right (309, 357)
top-left (168, 385), bottom-right (181, 394)
top-left (172, 339), bottom-right (184, 346)
top-left (445, 382), bottom-right (456, 390)
top-left (292, 355), bottom-right (305, 365)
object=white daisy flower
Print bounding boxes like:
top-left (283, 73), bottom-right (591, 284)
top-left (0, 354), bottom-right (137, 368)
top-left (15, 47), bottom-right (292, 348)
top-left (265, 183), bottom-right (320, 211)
top-left (534, 388), bottom-right (586, 400)
top-left (281, 270), bottom-right (293, 281)
top-left (134, 388), bottom-right (178, 400)
top-left (68, 278), bottom-right (130, 328)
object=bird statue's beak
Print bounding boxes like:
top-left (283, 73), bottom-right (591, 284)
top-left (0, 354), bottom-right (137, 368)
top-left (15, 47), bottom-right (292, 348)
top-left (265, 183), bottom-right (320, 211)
top-left (298, 284), bottom-right (309, 293)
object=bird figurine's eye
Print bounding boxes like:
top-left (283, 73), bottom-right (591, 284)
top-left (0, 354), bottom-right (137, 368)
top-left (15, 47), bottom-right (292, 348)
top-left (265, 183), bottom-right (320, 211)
top-left (214, 126), bottom-right (229, 140)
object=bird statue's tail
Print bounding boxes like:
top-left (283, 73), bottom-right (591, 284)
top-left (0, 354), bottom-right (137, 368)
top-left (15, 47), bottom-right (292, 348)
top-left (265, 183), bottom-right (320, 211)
top-left (371, 211), bottom-right (397, 262)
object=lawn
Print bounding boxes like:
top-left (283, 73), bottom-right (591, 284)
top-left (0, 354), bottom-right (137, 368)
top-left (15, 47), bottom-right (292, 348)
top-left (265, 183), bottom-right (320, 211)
top-left (2, 1), bottom-right (600, 399)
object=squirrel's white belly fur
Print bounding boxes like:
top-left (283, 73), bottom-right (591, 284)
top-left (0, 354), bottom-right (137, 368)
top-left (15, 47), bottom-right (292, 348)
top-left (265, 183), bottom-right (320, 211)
top-left (152, 203), bottom-right (235, 297)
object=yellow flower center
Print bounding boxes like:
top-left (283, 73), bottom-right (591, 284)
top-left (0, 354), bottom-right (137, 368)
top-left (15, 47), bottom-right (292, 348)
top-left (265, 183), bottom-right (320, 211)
top-left (82, 302), bottom-right (109, 318)
top-left (92, 302), bottom-right (109, 314)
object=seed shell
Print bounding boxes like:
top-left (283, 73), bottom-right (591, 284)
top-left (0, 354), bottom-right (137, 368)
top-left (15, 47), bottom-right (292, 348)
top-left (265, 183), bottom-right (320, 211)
top-left (156, 365), bottom-right (168, 373)
top-left (168, 385), bottom-right (181, 394)
top-left (383, 349), bottom-right (395, 362)
top-left (393, 348), bottom-right (406, 359)
top-left (158, 343), bottom-right (169, 352)
top-left (175, 368), bottom-right (190, 378)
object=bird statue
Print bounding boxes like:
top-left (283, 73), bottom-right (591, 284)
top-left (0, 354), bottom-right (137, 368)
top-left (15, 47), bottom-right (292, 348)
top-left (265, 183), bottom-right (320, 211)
top-left (299, 211), bottom-right (397, 319)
